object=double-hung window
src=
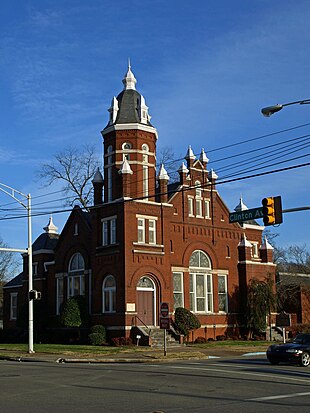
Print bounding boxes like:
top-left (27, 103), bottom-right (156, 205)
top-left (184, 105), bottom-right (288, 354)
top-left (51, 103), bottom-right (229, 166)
top-left (137, 218), bottom-right (145, 243)
top-left (148, 219), bottom-right (156, 244)
top-left (195, 181), bottom-right (203, 218)
top-left (173, 272), bottom-right (184, 309)
top-left (56, 277), bottom-right (64, 315)
top-left (102, 216), bottom-right (117, 246)
top-left (137, 215), bottom-right (157, 245)
top-left (188, 196), bottom-right (194, 216)
top-left (10, 293), bottom-right (18, 320)
top-left (205, 199), bottom-right (210, 219)
top-left (218, 274), bottom-right (228, 312)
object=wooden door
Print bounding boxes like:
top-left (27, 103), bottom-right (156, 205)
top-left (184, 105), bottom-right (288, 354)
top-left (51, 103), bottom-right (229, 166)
top-left (137, 290), bottom-right (154, 326)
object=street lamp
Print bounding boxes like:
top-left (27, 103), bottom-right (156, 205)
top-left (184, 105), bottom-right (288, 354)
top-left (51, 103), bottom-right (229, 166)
top-left (261, 99), bottom-right (310, 117)
top-left (0, 183), bottom-right (34, 353)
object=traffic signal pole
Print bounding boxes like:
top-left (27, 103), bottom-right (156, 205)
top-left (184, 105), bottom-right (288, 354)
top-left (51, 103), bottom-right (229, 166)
top-left (282, 206), bottom-right (310, 213)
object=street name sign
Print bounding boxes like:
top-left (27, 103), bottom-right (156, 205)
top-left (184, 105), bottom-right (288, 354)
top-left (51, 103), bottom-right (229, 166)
top-left (229, 207), bottom-right (263, 224)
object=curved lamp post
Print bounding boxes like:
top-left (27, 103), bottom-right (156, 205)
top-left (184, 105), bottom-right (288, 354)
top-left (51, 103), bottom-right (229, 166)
top-left (0, 183), bottom-right (34, 353)
top-left (261, 99), bottom-right (310, 117)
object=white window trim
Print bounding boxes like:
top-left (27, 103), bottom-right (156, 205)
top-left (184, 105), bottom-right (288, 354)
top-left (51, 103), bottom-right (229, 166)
top-left (173, 272), bottom-right (184, 309)
top-left (137, 217), bottom-right (146, 243)
top-left (32, 262), bottom-right (38, 276)
top-left (136, 215), bottom-right (158, 245)
top-left (68, 253), bottom-right (85, 298)
top-left (218, 274), bottom-right (228, 313)
top-left (188, 196), bottom-right (194, 216)
top-left (102, 216), bottom-right (117, 246)
top-left (68, 274), bottom-right (85, 298)
top-left (56, 277), bottom-right (64, 315)
top-left (195, 198), bottom-right (203, 218)
top-left (10, 292), bottom-right (18, 320)
top-left (102, 275), bottom-right (116, 313)
top-left (205, 199), bottom-right (211, 219)
top-left (251, 242), bottom-right (259, 258)
top-left (143, 165), bottom-right (148, 198)
top-left (190, 272), bottom-right (213, 313)
top-left (148, 219), bottom-right (156, 245)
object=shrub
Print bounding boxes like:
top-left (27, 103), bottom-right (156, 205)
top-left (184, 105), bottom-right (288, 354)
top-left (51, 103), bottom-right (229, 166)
top-left (111, 336), bottom-right (133, 346)
top-left (216, 335), bottom-right (226, 341)
top-left (89, 325), bottom-right (106, 346)
top-left (60, 295), bottom-right (88, 328)
top-left (194, 336), bottom-right (206, 344)
top-left (174, 307), bottom-right (201, 336)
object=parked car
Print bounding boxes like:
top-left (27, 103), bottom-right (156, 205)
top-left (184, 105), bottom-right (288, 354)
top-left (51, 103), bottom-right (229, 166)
top-left (267, 333), bottom-right (310, 367)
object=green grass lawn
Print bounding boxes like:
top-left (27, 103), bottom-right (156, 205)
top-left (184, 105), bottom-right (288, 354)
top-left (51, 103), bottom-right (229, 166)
top-left (0, 343), bottom-right (134, 355)
top-left (0, 340), bottom-right (271, 356)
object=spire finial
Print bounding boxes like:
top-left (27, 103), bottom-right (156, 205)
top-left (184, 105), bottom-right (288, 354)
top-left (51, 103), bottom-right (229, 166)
top-left (122, 60), bottom-right (137, 90)
top-left (43, 215), bottom-right (58, 234)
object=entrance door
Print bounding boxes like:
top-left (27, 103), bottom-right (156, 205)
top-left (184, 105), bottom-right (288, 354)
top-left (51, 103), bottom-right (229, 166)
top-left (136, 277), bottom-right (155, 326)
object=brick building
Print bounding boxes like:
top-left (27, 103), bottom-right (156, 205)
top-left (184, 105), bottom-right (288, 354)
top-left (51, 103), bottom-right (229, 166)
top-left (3, 65), bottom-right (276, 341)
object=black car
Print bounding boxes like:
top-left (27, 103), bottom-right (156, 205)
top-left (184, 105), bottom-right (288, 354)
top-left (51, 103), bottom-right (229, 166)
top-left (267, 333), bottom-right (310, 367)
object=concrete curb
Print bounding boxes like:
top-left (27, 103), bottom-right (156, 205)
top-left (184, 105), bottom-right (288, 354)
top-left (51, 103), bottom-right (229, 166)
top-left (0, 351), bottom-right (267, 364)
top-left (0, 355), bottom-right (56, 363)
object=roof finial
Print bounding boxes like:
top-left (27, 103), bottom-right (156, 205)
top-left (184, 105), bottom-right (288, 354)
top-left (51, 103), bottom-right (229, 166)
top-left (43, 216), bottom-right (58, 234)
top-left (122, 59), bottom-right (137, 90)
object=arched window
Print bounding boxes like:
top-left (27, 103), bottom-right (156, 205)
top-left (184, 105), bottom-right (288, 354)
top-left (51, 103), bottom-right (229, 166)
top-left (122, 142), bottom-right (132, 161)
top-left (122, 142), bottom-right (132, 150)
top-left (102, 275), bottom-right (116, 313)
top-left (189, 250), bottom-right (213, 313)
top-left (68, 253), bottom-right (85, 298)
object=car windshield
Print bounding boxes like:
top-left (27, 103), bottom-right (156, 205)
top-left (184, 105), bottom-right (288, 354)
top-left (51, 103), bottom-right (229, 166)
top-left (292, 334), bottom-right (310, 344)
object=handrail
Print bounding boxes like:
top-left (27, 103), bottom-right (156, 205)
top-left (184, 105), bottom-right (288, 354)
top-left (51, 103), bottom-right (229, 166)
top-left (132, 316), bottom-right (151, 335)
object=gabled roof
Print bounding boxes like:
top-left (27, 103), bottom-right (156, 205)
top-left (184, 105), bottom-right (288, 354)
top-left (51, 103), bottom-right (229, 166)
top-left (3, 272), bottom-right (23, 289)
top-left (54, 206), bottom-right (91, 252)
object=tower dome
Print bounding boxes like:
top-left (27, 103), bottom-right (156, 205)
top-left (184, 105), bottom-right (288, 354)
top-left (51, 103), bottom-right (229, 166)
top-left (104, 62), bottom-right (153, 129)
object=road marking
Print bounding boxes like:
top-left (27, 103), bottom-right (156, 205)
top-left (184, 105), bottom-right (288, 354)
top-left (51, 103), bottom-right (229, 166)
top-left (250, 392), bottom-right (310, 401)
top-left (150, 364), bottom-right (310, 384)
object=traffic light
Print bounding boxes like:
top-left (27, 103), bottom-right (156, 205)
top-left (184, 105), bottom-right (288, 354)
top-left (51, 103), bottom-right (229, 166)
top-left (29, 290), bottom-right (41, 300)
top-left (262, 196), bottom-right (283, 226)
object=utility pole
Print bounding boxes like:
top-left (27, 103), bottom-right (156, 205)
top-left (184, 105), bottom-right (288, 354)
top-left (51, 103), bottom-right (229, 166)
top-left (0, 183), bottom-right (34, 353)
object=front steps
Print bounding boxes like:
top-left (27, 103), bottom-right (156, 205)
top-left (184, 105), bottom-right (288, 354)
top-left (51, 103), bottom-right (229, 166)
top-left (136, 326), bottom-right (183, 348)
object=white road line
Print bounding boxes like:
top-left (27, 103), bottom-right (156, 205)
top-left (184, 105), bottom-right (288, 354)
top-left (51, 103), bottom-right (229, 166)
top-left (250, 392), bottom-right (310, 401)
top-left (149, 364), bottom-right (310, 384)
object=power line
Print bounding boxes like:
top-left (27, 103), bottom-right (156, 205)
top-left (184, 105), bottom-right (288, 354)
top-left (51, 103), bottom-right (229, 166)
top-left (0, 161), bottom-right (309, 222)
top-left (1, 124), bottom-right (309, 214)
top-left (158, 122), bottom-right (310, 168)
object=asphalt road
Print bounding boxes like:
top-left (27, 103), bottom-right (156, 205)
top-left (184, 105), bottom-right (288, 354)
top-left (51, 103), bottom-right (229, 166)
top-left (0, 356), bottom-right (309, 412)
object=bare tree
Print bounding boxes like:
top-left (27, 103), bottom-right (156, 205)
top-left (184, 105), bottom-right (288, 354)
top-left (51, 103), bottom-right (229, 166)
top-left (0, 238), bottom-right (17, 283)
top-left (0, 237), bottom-right (19, 313)
top-left (156, 145), bottom-right (181, 183)
top-left (38, 145), bottom-right (100, 209)
top-left (276, 244), bottom-right (310, 274)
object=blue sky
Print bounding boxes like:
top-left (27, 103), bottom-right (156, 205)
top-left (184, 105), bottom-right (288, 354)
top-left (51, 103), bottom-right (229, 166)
top-left (0, 0), bottom-right (309, 263)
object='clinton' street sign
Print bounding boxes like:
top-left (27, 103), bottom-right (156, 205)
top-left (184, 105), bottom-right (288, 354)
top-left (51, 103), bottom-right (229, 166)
top-left (229, 207), bottom-right (263, 223)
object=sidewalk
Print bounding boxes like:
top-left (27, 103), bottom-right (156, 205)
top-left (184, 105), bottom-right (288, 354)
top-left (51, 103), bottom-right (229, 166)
top-left (0, 344), bottom-right (268, 364)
